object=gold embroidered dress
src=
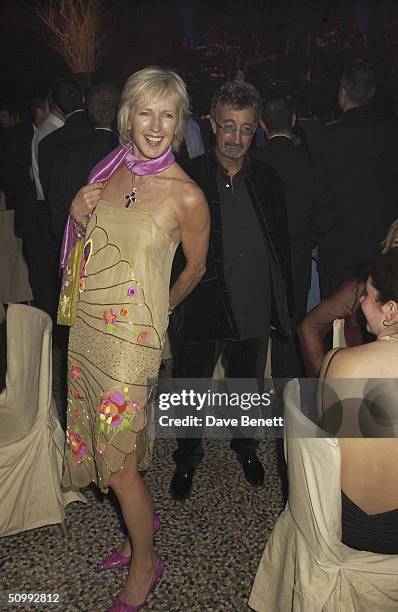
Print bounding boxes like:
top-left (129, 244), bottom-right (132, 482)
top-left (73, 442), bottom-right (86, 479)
top-left (62, 200), bottom-right (177, 492)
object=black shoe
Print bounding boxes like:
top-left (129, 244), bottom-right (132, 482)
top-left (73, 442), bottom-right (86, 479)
top-left (170, 467), bottom-right (196, 501)
top-left (238, 452), bottom-right (264, 488)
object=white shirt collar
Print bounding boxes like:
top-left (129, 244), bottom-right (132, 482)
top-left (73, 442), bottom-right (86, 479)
top-left (268, 133), bottom-right (292, 141)
top-left (65, 108), bottom-right (85, 120)
top-left (47, 112), bottom-right (64, 128)
top-left (94, 127), bottom-right (114, 133)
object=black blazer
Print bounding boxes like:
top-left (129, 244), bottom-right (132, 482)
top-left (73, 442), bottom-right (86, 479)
top-left (47, 129), bottom-right (119, 243)
top-left (314, 105), bottom-right (398, 269)
top-left (170, 151), bottom-right (292, 343)
top-left (0, 121), bottom-right (33, 210)
top-left (252, 136), bottom-right (332, 324)
top-left (38, 110), bottom-right (93, 202)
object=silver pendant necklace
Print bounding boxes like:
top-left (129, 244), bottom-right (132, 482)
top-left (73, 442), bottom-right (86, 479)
top-left (124, 174), bottom-right (151, 208)
top-left (125, 187), bottom-right (137, 208)
top-left (125, 174), bottom-right (137, 208)
top-left (379, 335), bottom-right (398, 342)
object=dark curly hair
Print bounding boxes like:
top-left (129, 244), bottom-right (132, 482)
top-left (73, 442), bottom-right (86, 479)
top-left (210, 80), bottom-right (262, 122)
top-left (371, 247), bottom-right (398, 305)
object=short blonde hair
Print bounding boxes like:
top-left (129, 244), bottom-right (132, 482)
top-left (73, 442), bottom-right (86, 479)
top-left (381, 217), bottom-right (398, 254)
top-left (118, 66), bottom-right (190, 152)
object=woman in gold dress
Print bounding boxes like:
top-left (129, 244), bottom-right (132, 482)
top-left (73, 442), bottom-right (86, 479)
top-left (62, 67), bottom-right (209, 611)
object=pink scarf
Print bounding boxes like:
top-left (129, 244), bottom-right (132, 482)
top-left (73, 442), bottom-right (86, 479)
top-left (60, 144), bottom-right (175, 268)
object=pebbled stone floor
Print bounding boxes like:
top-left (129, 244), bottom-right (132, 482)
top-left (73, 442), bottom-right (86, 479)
top-left (0, 353), bottom-right (285, 612)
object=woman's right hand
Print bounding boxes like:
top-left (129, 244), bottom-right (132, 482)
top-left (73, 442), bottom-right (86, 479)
top-left (70, 182), bottom-right (104, 228)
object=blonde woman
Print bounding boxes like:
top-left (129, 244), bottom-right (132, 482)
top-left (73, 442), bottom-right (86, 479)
top-left (61, 67), bottom-right (209, 611)
top-left (381, 217), bottom-right (398, 253)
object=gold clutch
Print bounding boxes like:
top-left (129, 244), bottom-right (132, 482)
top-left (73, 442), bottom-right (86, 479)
top-left (57, 238), bottom-right (84, 326)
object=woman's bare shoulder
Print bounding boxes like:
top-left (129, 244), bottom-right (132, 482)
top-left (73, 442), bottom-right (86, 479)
top-left (322, 341), bottom-right (398, 379)
top-left (167, 165), bottom-right (207, 209)
top-left (152, 163), bottom-right (204, 209)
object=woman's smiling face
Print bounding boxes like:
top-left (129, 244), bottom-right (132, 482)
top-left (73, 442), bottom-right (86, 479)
top-left (128, 96), bottom-right (177, 160)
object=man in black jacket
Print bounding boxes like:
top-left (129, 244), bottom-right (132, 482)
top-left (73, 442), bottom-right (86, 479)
top-left (252, 97), bottom-right (332, 377)
top-left (0, 94), bottom-right (50, 310)
top-left (38, 79), bottom-right (93, 203)
top-left (0, 94), bottom-right (48, 212)
top-left (36, 79), bottom-right (92, 320)
top-left (169, 80), bottom-right (292, 500)
top-left (47, 82), bottom-right (120, 244)
top-left (315, 65), bottom-right (398, 298)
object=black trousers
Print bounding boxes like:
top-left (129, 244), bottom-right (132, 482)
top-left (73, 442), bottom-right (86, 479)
top-left (172, 337), bottom-right (268, 468)
top-left (271, 330), bottom-right (305, 380)
top-left (21, 201), bottom-right (60, 319)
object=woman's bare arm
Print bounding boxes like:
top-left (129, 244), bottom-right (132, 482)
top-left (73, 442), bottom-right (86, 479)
top-left (169, 182), bottom-right (210, 309)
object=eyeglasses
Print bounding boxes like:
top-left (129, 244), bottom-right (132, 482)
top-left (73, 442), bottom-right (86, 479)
top-left (214, 120), bottom-right (256, 136)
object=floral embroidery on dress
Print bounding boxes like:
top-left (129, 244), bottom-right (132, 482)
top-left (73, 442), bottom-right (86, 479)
top-left (96, 388), bottom-right (140, 437)
top-left (120, 307), bottom-right (129, 317)
top-left (96, 442), bottom-right (106, 455)
top-left (102, 308), bottom-right (117, 332)
top-left (67, 431), bottom-right (88, 466)
top-left (127, 287), bottom-right (137, 298)
top-left (70, 363), bottom-right (82, 380)
top-left (137, 330), bottom-right (149, 343)
top-left (68, 386), bottom-right (84, 400)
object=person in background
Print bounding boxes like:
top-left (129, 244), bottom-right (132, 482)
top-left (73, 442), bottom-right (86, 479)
top-left (0, 107), bottom-right (15, 128)
top-left (0, 94), bottom-right (48, 211)
top-left (0, 94), bottom-right (50, 312)
top-left (47, 82), bottom-right (120, 244)
top-left (252, 96), bottom-right (332, 378)
top-left (36, 79), bottom-right (92, 319)
top-left (250, 247), bottom-right (398, 612)
top-left (298, 216), bottom-right (398, 378)
top-left (318, 247), bottom-right (398, 553)
top-left (32, 84), bottom-right (65, 205)
top-left (315, 65), bottom-right (398, 298)
top-left (174, 116), bottom-right (206, 164)
top-left (169, 80), bottom-right (291, 501)
top-left (38, 79), bottom-right (92, 203)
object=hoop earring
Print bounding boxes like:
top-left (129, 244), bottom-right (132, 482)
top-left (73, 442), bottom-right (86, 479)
top-left (383, 319), bottom-right (391, 327)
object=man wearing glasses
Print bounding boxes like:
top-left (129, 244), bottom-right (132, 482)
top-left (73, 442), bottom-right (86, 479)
top-left (169, 80), bottom-right (292, 500)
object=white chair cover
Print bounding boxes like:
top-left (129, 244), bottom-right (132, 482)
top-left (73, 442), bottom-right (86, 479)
top-left (333, 318), bottom-right (347, 349)
top-left (0, 304), bottom-right (84, 537)
top-left (0, 210), bottom-right (33, 303)
top-left (249, 379), bottom-right (398, 611)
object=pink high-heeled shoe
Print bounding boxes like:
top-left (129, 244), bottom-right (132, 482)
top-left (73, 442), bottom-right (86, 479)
top-left (107, 557), bottom-right (164, 611)
top-left (95, 515), bottom-right (160, 571)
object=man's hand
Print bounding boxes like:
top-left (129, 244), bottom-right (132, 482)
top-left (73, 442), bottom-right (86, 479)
top-left (70, 182), bottom-right (104, 228)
